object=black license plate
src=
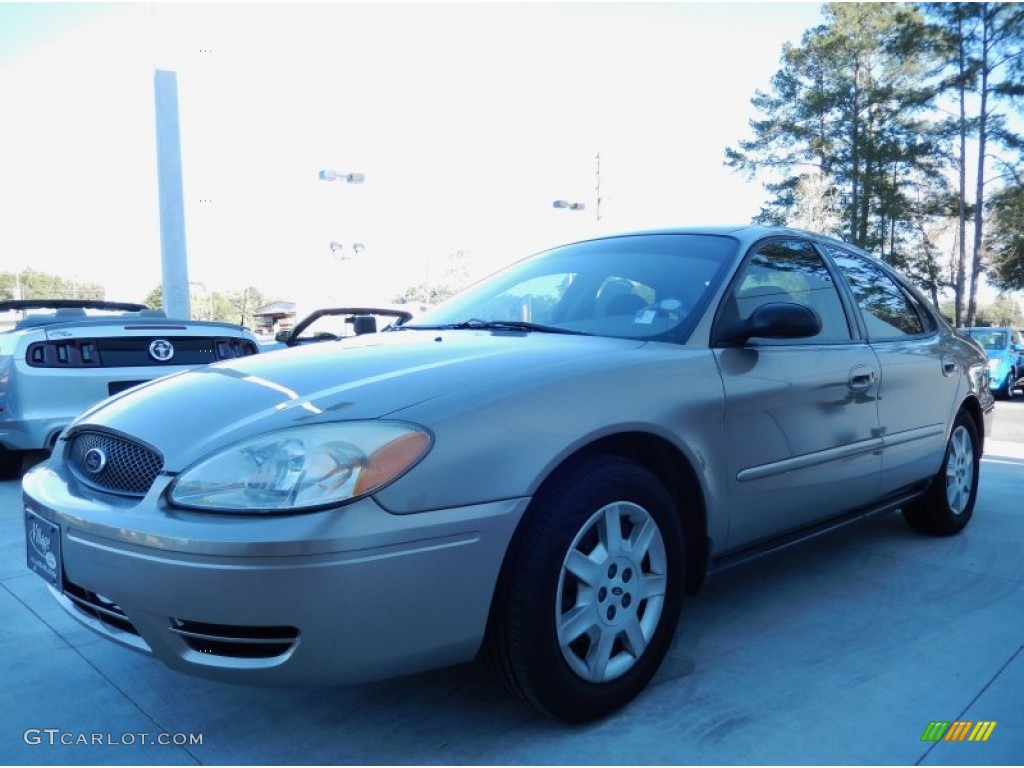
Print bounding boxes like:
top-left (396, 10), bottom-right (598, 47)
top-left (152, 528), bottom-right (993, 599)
top-left (25, 509), bottom-right (63, 591)
top-left (108, 380), bottom-right (149, 396)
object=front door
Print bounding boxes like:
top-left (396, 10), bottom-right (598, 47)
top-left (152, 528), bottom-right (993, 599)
top-left (713, 238), bottom-right (882, 550)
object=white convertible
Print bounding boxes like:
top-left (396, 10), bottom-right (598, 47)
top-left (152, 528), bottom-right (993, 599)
top-left (0, 299), bottom-right (260, 478)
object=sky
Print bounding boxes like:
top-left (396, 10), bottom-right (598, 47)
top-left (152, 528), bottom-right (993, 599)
top-left (0, 2), bottom-right (828, 310)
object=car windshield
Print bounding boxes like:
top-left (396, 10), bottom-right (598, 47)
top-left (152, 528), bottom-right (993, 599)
top-left (966, 329), bottom-right (1008, 351)
top-left (407, 234), bottom-right (738, 342)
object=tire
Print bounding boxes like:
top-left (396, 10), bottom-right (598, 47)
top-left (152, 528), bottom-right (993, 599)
top-left (999, 369), bottom-right (1016, 400)
top-left (902, 411), bottom-right (980, 536)
top-left (0, 447), bottom-right (22, 481)
top-left (484, 453), bottom-right (685, 722)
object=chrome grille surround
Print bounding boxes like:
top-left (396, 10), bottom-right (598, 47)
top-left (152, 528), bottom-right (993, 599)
top-left (68, 431), bottom-right (164, 496)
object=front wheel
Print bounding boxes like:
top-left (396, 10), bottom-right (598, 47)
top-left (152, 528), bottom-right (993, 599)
top-left (902, 411), bottom-right (980, 536)
top-left (484, 454), bottom-right (685, 722)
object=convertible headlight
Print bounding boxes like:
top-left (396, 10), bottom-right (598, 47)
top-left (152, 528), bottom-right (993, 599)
top-left (169, 422), bottom-right (431, 512)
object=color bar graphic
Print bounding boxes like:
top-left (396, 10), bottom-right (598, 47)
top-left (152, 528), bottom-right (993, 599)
top-left (921, 720), bottom-right (997, 742)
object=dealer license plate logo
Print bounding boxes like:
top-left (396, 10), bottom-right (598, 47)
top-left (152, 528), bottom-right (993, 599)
top-left (25, 509), bottom-right (62, 591)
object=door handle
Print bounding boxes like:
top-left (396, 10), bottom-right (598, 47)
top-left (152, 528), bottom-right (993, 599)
top-left (942, 356), bottom-right (958, 376)
top-left (849, 366), bottom-right (877, 391)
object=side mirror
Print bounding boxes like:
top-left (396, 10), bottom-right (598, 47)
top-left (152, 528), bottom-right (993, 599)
top-left (275, 330), bottom-right (293, 344)
top-left (723, 302), bottom-right (821, 344)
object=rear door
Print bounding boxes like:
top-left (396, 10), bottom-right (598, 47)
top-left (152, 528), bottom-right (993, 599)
top-left (823, 247), bottom-right (957, 495)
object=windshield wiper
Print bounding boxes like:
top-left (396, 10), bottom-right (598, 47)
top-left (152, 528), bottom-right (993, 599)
top-left (402, 318), bottom-right (589, 335)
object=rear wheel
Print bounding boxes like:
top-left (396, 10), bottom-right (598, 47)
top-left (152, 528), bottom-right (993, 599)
top-left (0, 447), bottom-right (22, 481)
top-left (902, 411), bottom-right (979, 536)
top-left (484, 454), bottom-right (685, 722)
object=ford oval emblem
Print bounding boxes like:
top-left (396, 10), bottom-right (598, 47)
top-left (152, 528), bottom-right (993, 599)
top-left (149, 339), bottom-right (175, 362)
top-left (83, 447), bottom-right (108, 474)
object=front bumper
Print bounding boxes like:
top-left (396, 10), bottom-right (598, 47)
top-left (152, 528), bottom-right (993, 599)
top-left (22, 460), bottom-right (527, 686)
top-left (986, 359), bottom-right (1016, 392)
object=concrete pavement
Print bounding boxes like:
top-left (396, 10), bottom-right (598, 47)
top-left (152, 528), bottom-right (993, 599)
top-left (2, 441), bottom-right (1022, 765)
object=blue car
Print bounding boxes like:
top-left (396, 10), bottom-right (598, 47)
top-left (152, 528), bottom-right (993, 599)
top-left (964, 326), bottom-right (1024, 399)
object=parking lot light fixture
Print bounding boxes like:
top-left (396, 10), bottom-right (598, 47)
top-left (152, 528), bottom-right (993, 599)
top-left (553, 199), bottom-right (585, 210)
top-left (328, 241), bottom-right (366, 260)
top-left (319, 169), bottom-right (365, 184)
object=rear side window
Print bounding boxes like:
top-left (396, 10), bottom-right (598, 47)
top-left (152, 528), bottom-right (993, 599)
top-left (827, 248), bottom-right (928, 340)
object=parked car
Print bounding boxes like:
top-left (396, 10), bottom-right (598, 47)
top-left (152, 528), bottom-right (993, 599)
top-left (23, 227), bottom-right (993, 722)
top-left (962, 326), bottom-right (1024, 400)
top-left (1, 299), bottom-right (260, 479)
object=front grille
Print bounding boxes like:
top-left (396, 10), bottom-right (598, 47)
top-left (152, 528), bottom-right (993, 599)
top-left (68, 431), bottom-right (163, 496)
top-left (169, 619), bottom-right (299, 659)
top-left (63, 580), bottom-right (139, 636)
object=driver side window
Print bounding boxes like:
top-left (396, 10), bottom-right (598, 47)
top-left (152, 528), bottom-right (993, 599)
top-left (721, 240), bottom-right (851, 343)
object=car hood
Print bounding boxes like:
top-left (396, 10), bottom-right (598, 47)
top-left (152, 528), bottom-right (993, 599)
top-left (69, 330), bottom-right (646, 472)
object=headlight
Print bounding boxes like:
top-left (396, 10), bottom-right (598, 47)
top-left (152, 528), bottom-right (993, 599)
top-left (169, 421), bottom-right (431, 513)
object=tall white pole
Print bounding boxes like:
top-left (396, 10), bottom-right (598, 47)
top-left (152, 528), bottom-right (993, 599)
top-left (154, 69), bottom-right (191, 320)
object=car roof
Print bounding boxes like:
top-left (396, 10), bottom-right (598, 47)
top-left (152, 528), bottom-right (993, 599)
top-left (572, 225), bottom-right (874, 255)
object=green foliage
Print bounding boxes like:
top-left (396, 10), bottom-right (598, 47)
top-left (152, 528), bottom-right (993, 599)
top-left (939, 295), bottom-right (1023, 327)
top-left (726, 3), bottom-right (943, 254)
top-left (225, 287), bottom-right (266, 329)
top-left (143, 284), bottom-right (267, 327)
top-left (143, 286), bottom-right (164, 310)
top-left (726, 1), bottom-right (1024, 325)
top-left (980, 295), bottom-right (1024, 327)
top-left (0, 269), bottom-right (105, 302)
top-left (392, 250), bottom-right (473, 307)
top-left (987, 185), bottom-right (1024, 291)
top-left (393, 282), bottom-right (459, 306)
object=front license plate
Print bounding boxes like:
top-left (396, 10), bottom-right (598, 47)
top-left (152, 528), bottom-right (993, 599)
top-left (25, 509), bottom-right (63, 592)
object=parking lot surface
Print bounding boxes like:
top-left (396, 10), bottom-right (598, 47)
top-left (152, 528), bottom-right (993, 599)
top-left (3, 411), bottom-right (1023, 765)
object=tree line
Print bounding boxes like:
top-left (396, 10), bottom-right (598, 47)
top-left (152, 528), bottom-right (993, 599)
top-left (0, 270), bottom-right (104, 302)
top-left (144, 285), bottom-right (267, 329)
top-left (0, 271), bottom-right (267, 330)
top-left (726, 2), bottom-right (1024, 327)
